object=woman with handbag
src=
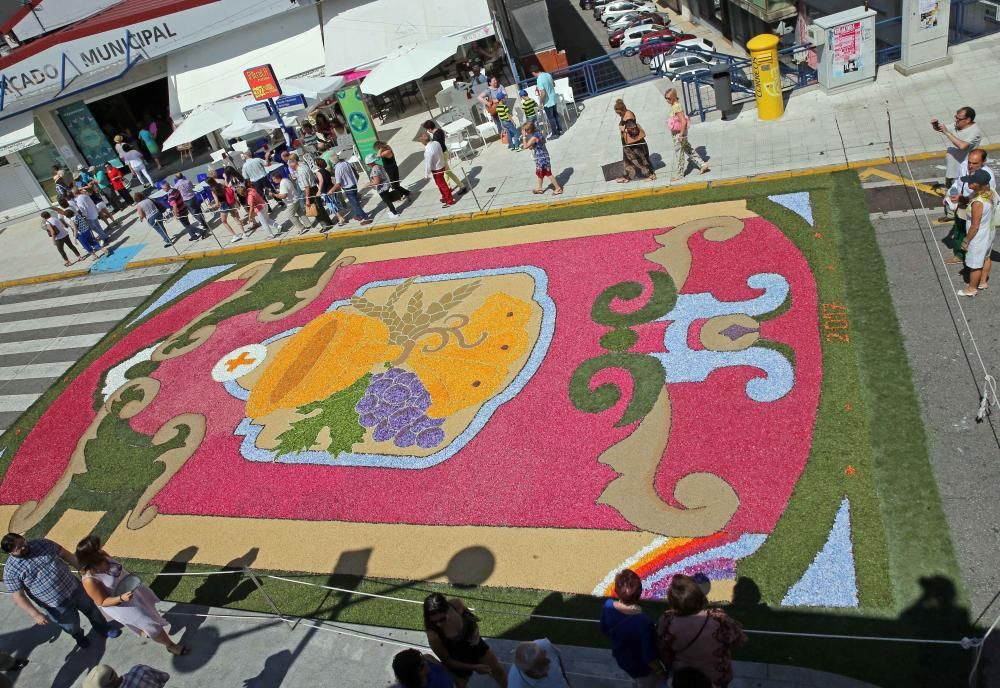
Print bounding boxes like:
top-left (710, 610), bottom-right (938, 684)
top-left (664, 88), bottom-right (710, 181)
top-left (655, 575), bottom-right (746, 687)
top-left (75, 535), bottom-right (189, 656)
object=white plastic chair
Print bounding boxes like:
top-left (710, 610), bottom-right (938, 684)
top-left (447, 133), bottom-right (473, 161)
top-left (476, 121), bottom-right (499, 146)
top-left (232, 140), bottom-right (250, 154)
top-left (440, 79), bottom-right (456, 91)
top-left (554, 78), bottom-right (578, 123)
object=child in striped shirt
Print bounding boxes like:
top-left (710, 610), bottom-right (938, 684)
top-left (518, 89), bottom-right (539, 130)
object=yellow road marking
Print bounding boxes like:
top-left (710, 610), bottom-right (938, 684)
top-left (857, 168), bottom-right (943, 196)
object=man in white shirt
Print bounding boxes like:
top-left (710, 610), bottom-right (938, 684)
top-left (421, 131), bottom-right (455, 208)
top-left (121, 145), bottom-right (153, 187)
top-left (241, 152), bottom-right (276, 211)
top-left (332, 154), bottom-right (372, 225)
top-left (72, 189), bottom-right (110, 243)
top-left (944, 148), bottom-right (995, 265)
top-left (932, 106), bottom-right (983, 222)
top-left (508, 639), bottom-right (571, 688)
top-left (269, 171), bottom-right (307, 234)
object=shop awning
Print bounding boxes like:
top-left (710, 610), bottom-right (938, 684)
top-left (221, 114), bottom-right (299, 140)
top-left (167, 7), bottom-right (324, 115)
top-left (161, 98), bottom-right (252, 151)
top-left (279, 76), bottom-right (346, 102)
top-left (360, 34), bottom-right (466, 96)
top-left (0, 111), bottom-right (39, 157)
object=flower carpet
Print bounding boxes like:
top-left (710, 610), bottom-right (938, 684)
top-left (0, 176), bottom-right (956, 622)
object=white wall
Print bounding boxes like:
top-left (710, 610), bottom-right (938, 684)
top-left (167, 5), bottom-right (325, 115)
top-left (322, 0), bottom-right (491, 73)
top-left (0, 0), bottom-right (299, 110)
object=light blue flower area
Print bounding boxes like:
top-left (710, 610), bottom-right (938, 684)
top-left (127, 264), bottom-right (235, 327)
top-left (767, 192), bottom-right (814, 227)
top-left (781, 497), bottom-right (859, 607)
top-left (92, 244), bottom-right (145, 273)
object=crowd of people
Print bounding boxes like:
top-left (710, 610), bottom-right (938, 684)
top-left (391, 570), bottom-right (745, 688)
top-left (35, 62), bottom-right (725, 270)
top-left (0, 529), bottom-right (744, 688)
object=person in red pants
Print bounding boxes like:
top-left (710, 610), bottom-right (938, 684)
top-left (420, 131), bottom-right (455, 207)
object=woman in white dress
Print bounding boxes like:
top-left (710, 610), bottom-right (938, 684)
top-left (958, 169), bottom-right (998, 296)
top-left (76, 535), bottom-right (189, 655)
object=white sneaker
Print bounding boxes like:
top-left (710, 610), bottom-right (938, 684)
top-left (387, 212), bottom-right (400, 219)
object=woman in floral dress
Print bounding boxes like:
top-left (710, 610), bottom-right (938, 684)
top-left (521, 121), bottom-right (563, 196)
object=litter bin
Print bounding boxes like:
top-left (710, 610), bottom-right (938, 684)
top-left (710, 63), bottom-right (734, 120)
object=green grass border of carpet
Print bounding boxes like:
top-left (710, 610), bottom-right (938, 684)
top-left (0, 172), bottom-right (969, 686)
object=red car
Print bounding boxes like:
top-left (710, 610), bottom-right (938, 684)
top-left (608, 14), bottom-right (668, 47)
top-left (638, 30), bottom-right (696, 63)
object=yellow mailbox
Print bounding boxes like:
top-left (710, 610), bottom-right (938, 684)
top-left (747, 34), bottom-right (783, 120)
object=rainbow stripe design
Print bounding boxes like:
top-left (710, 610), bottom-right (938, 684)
top-left (593, 532), bottom-right (767, 600)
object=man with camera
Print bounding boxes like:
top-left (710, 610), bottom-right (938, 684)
top-left (932, 106), bottom-right (983, 223)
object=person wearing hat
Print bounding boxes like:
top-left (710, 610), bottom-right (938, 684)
top-left (76, 164), bottom-right (94, 186)
top-left (113, 134), bottom-right (127, 161)
top-left (84, 663), bottom-right (170, 688)
top-left (364, 153), bottom-right (400, 219)
top-left (944, 148), bottom-right (995, 265)
top-left (957, 168), bottom-right (999, 296)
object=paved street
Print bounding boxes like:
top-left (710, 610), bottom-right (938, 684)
top-left (0, 590), bottom-right (877, 688)
top-left (0, 265), bottom-right (180, 434)
top-left (863, 157), bottom-right (1000, 630)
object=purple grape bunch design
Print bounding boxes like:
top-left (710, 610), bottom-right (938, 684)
top-left (355, 368), bottom-right (446, 449)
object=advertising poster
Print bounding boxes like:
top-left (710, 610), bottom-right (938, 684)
top-left (335, 85), bottom-right (379, 167)
top-left (56, 101), bottom-right (117, 166)
top-left (831, 21), bottom-right (862, 78)
top-left (919, 0), bottom-right (940, 29)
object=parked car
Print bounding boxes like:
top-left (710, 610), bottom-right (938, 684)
top-left (619, 26), bottom-right (664, 55)
top-left (648, 38), bottom-right (715, 70)
top-left (650, 51), bottom-right (716, 77)
top-left (608, 17), bottom-right (669, 47)
top-left (594, 0), bottom-right (649, 20)
top-left (609, 21), bottom-right (661, 47)
top-left (592, 0), bottom-right (624, 18)
top-left (602, 3), bottom-right (657, 24)
top-left (638, 30), bottom-right (695, 63)
top-left (606, 10), bottom-right (667, 32)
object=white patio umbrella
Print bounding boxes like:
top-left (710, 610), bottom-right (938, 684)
top-left (360, 34), bottom-right (464, 96)
top-left (279, 75), bottom-right (346, 101)
top-left (161, 98), bottom-right (253, 151)
top-left (220, 114), bottom-right (299, 140)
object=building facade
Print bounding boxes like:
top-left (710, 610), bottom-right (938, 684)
top-left (0, 0), bottom-right (512, 222)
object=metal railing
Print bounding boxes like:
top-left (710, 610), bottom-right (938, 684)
top-left (677, 44), bottom-right (818, 122)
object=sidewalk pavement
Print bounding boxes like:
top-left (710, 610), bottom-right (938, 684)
top-left (0, 34), bottom-right (997, 286)
top-left (0, 590), bottom-right (876, 688)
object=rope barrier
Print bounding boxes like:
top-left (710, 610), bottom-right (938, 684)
top-left (0, 561), bottom-right (983, 647)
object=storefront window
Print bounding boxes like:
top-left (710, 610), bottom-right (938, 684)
top-left (21, 117), bottom-right (62, 201)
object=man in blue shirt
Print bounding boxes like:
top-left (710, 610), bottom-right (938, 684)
top-left (2, 533), bottom-right (120, 648)
top-left (531, 65), bottom-right (563, 138)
